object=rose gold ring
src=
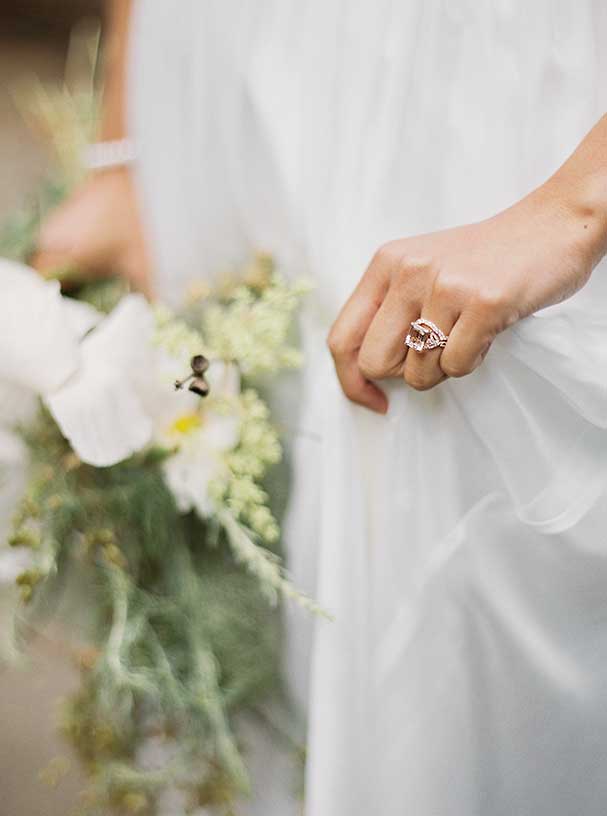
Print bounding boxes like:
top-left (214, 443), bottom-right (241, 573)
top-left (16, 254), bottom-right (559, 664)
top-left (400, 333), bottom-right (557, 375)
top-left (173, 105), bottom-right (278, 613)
top-left (405, 318), bottom-right (449, 352)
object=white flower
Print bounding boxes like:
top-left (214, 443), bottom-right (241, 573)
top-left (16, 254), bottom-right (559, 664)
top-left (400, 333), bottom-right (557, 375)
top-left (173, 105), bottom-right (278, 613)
top-left (157, 362), bottom-right (241, 517)
top-left (0, 258), bottom-right (100, 580)
top-left (45, 296), bottom-right (155, 467)
top-left (0, 258), bottom-right (154, 467)
top-left (0, 259), bottom-right (242, 519)
top-left (0, 259), bottom-right (98, 393)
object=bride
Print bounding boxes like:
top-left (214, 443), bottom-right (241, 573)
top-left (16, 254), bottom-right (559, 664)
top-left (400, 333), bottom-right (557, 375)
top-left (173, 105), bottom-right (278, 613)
top-left (35, 1), bottom-right (607, 813)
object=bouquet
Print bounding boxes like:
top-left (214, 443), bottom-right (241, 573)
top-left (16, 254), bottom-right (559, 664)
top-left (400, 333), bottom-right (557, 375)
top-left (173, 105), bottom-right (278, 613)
top-left (0, 34), bottom-right (320, 816)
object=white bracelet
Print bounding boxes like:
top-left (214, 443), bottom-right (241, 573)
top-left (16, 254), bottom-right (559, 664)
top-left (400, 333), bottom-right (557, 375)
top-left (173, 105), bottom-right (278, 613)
top-left (83, 139), bottom-right (137, 171)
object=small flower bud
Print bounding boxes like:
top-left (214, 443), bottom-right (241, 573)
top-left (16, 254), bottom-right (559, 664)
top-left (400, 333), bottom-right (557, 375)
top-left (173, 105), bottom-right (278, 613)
top-left (121, 792), bottom-right (148, 813)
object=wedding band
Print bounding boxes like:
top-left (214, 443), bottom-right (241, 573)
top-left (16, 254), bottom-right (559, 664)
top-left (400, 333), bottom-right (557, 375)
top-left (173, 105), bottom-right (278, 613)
top-left (405, 318), bottom-right (449, 352)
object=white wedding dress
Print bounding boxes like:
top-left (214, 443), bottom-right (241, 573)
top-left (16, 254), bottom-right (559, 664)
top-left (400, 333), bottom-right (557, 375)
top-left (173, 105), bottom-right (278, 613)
top-left (129, 2), bottom-right (607, 814)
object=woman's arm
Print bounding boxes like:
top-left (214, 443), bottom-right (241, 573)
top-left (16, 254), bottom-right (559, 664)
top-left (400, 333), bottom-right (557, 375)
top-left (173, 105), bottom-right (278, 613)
top-left (328, 114), bottom-right (607, 413)
top-left (100, 0), bottom-right (133, 140)
top-left (33, 0), bottom-right (153, 295)
top-left (546, 114), bottom-right (607, 267)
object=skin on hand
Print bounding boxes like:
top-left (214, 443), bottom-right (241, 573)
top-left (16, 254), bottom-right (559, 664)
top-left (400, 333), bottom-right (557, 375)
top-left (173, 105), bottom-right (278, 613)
top-left (328, 138), bottom-right (607, 413)
top-left (31, 166), bottom-right (154, 297)
top-left (31, 2), bottom-right (150, 295)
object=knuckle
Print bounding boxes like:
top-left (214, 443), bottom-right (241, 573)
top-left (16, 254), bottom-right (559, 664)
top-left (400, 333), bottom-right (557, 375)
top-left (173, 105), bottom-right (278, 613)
top-left (372, 241), bottom-right (399, 267)
top-left (467, 291), bottom-right (518, 333)
top-left (430, 272), bottom-right (477, 308)
top-left (357, 348), bottom-right (385, 381)
top-left (342, 383), bottom-right (364, 406)
top-left (396, 253), bottom-right (433, 281)
top-left (404, 369), bottom-right (435, 392)
top-left (327, 327), bottom-right (347, 358)
top-left (471, 288), bottom-right (509, 314)
top-left (373, 241), bottom-right (434, 284)
top-left (431, 274), bottom-right (465, 302)
top-left (400, 254), bottom-right (426, 273)
top-left (390, 258), bottom-right (435, 304)
top-left (440, 353), bottom-right (473, 378)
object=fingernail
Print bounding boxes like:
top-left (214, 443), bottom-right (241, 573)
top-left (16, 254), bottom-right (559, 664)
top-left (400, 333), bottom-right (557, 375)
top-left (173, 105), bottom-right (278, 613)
top-left (377, 398), bottom-right (389, 415)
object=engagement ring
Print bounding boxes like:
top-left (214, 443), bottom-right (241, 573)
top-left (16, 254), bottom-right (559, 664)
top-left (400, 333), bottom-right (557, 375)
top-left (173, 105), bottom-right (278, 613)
top-left (405, 318), bottom-right (449, 352)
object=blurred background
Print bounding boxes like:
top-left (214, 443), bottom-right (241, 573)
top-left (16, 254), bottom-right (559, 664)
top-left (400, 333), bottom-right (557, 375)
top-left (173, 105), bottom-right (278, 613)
top-left (0, 4), bottom-right (101, 813)
top-left (0, 0), bottom-right (100, 218)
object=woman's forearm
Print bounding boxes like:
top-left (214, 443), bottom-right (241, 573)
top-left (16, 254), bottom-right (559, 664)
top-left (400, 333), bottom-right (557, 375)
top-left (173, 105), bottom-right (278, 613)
top-left (541, 114), bottom-right (607, 271)
top-left (100, 0), bottom-right (134, 140)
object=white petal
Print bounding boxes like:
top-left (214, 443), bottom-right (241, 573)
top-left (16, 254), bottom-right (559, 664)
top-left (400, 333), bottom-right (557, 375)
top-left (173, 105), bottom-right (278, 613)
top-left (163, 443), bottom-right (219, 517)
top-left (206, 360), bottom-right (241, 398)
top-left (0, 427), bottom-right (28, 562)
top-left (144, 347), bottom-right (201, 432)
top-left (46, 295), bottom-right (155, 467)
top-left (79, 294), bottom-right (154, 365)
top-left (161, 412), bottom-right (238, 519)
top-left (0, 258), bottom-right (83, 393)
top-left (0, 379), bottom-right (37, 429)
top-left (204, 412), bottom-right (241, 452)
top-left (0, 427), bottom-right (27, 467)
top-left (63, 298), bottom-right (102, 338)
top-left (46, 375), bottom-right (153, 468)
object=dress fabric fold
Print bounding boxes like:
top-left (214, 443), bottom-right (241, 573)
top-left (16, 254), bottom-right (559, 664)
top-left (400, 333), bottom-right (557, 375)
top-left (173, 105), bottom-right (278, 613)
top-left (129, 1), bottom-right (607, 813)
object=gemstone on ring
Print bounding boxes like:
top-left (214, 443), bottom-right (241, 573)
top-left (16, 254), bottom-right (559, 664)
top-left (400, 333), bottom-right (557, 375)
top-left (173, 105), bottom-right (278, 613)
top-left (405, 318), bottom-right (449, 352)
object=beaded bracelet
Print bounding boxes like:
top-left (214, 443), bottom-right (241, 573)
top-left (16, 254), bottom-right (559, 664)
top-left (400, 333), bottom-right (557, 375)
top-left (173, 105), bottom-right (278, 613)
top-left (82, 138), bottom-right (136, 171)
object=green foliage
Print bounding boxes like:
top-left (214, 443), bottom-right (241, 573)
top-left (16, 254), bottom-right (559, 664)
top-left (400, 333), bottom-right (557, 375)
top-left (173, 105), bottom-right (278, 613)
top-left (1, 59), bottom-right (315, 812)
top-left (11, 409), bottom-right (282, 813)
top-left (0, 177), bottom-right (66, 262)
top-left (0, 177), bottom-right (316, 812)
top-left (201, 254), bottom-right (310, 376)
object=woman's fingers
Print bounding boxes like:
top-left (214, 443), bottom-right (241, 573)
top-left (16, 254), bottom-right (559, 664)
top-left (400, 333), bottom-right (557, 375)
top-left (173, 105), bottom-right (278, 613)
top-left (331, 348), bottom-right (390, 413)
top-left (439, 309), bottom-right (494, 378)
top-left (327, 261), bottom-right (390, 414)
top-left (403, 301), bottom-right (460, 391)
top-left (30, 170), bottom-right (154, 298)
top-left (33, 183), bottom-right (116, 273)
top-left (328, 241), bottom-right (502, 407)
top-left (357, 284), bottom-right (420, 380)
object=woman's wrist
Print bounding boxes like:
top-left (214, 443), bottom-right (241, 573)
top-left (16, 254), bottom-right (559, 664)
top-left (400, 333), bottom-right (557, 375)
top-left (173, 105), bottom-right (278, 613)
top-left (538, 115), bottom-right (607, 271)
top-left (532, 169), bottom-right (607, 274)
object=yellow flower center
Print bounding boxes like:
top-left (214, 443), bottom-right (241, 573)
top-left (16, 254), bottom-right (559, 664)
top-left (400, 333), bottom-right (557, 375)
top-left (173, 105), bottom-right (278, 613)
top-left (170, 412), bottom-right (203, 436)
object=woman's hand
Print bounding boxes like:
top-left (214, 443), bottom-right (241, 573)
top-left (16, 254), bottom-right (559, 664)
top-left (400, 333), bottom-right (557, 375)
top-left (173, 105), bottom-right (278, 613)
top-left (31, 0), bottom-right (152, 293)
top-left (32, 166), bottom-right (153, 297)
top-left (328, 181), bottom-right (605, 413)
